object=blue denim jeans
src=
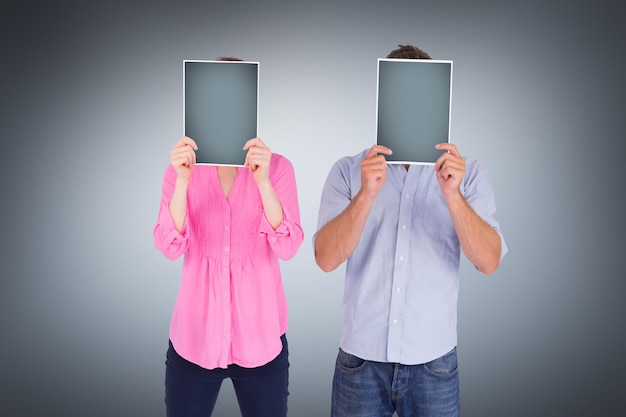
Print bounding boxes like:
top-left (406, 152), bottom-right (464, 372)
top-left (165, 334), bottom-right (289, 417)
top-left (331, 347), bottom-right (459, 417)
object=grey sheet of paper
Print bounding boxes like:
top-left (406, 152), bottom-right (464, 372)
top-left (184, 60), bottom-right (259, 166)
top-left (376, 59), bottom-right (453, 165)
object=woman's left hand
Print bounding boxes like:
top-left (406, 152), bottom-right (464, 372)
top-left (244, 137), bottom-right (272, 185)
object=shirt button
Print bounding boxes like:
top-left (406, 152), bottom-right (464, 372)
top-left (396, 287), bottom-right (401, 292)
top-left (405, 194), bottom-right (410, 199)
top-left (225, 225), bottom-right (230, 231)
top-left (401, 224), bottom-right (407, 230)
top-left (224, 246), bottom-right (229, 252)
top-left (393, 319), bottom-right (398, 325)
top-left (399, 255), bottom-right (404, 261)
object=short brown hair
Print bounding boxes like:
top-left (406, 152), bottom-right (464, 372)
top-left (217, 56), bottom-right (243, 61)
top-left (386, 44), bottom-right (431, 60)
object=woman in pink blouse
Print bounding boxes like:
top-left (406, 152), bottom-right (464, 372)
top-left (154, 134), bottom-right (304, 417)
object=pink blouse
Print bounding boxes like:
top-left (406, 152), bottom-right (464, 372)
top-left (153, 154), bottom-right (304, 369)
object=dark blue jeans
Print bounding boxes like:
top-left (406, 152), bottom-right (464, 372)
top-left (331, 347), bottom-right (460, 417)
top-left (165, 335), bottom-right (289, 417)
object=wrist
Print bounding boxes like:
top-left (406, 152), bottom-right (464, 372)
top-left (255, 178), bottom-right (274, 196)
top-left (255, 176), bottom-right (272, 188)
top-left (442, 188), bottom-right (464, 204)
top-left (175, 175), bottom-right (191, 187)
top-left (354, 188), bottom-right (378, 208)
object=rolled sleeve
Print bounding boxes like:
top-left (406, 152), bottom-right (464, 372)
top-left (258, 154), bottom-right (304, 260)
top-left (463, 159), bottom-right (508, 260)
top-left (153, 165), bottom-right (191, 260)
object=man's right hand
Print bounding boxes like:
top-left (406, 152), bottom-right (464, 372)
top-left (359, 145), bottom-right (392, 199)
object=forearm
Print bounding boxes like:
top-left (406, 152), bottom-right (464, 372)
top-left (314, 191), bottom-right (375, 272)
top-left (168, 177), bottom-right (189, 233)
top-left (445, 192), bottom-right (502, 274)
top-left (257, 180), bottom-right (284, 230)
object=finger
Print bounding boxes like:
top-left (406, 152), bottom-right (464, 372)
top-left (171, 145), bottom-right (195, 160)
top-left (246, 144), bottom-right (270, 156)
top-left (172, 145), bottom-right (197, 165)
top-left (172, 142), bottom-right (195, 153)
top-left (435, 152), bottom-right (447, 171)
top-left (362, 159), bottom-right (388, 176)
top-left (438, 159), bottom-right (464, 181)
top-left (365, 144), bottom-right (393, 159)
top-left (362, 161), bottom-right (387, 174)
top-left (362, 153), bottom-right (389, 168)
top-left (245, 148), bottom-right (267, 166)
top-left (435, 143), bottom-right (459, 157)
top-left (252, 137), bottom-right (267, 149)
top-left (437, 163), bottom-right (453, 179)
top-left (173, 144), bottom-right (196, 160)
top-left (243, 138), bottom-right (256, 151)
top-left (177, 136), bottom-right (198, 150)
top-left (436, 156), bottom-right (455, 175)
top-left (249, 156), bottom-right (270, 170)
top-left (435, 149), bottom-right (458, 172)
top-left (172, 154), bottom-right (192, 169)
top-left (243, 137), bottom-right (268, 151)
top-left (364, 169), bottom-right (387, 181)
top-left (248, 148), bottom-right (271, 163)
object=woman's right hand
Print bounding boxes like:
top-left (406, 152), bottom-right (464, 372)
top-left (170, 136), bottom-right (198, 182)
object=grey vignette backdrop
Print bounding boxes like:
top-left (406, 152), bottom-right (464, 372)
top-left (1, 0), bottom-right (624, 416)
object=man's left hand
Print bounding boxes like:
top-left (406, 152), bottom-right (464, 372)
top-left (434, 143), bottom-right (466, 197)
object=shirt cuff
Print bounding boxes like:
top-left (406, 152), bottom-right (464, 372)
top-left (160, 210), bottom-right (189, 244)
top-left (258, 212), bottom-right (290, 236)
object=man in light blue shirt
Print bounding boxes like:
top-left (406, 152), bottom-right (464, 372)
top-left (314, 44), bottom-right (507, 417)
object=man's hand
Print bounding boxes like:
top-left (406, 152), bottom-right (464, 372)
top-left (360, 145), bottom-right (393, 199)
top-left (434, 143), bottom-right (465, 197)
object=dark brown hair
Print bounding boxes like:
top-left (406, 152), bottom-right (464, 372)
top-left (217, 56), bottom-right (243, 61)
top-left (386, 44), bottom-right (431, 60)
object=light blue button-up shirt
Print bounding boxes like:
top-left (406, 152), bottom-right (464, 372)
top-left (315, 149), bottom-right (507, 365)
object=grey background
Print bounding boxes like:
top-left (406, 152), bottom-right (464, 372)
top-left (377, 59), bottom-right (451, 164)
top-left (1, 0), bottom-right (624, 416)
top-left (185, 61), bottom-right (257, 165)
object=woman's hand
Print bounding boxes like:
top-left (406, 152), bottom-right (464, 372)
top-left (243, 137), bottom-right (272, 185)
top-left (170, 136), bottom-right (198, 182)
top-left (243, 137), bottom-right (285, 229)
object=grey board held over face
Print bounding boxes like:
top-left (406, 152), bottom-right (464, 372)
top-left (376, 58), bottom-right (453, 165)
top-left (184, 60), bottom-right (259, 166)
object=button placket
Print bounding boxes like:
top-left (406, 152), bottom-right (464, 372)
top-left (222, 206), bottom-right (232, 349)
top-left (387, 172), bottom-right (419, 361)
